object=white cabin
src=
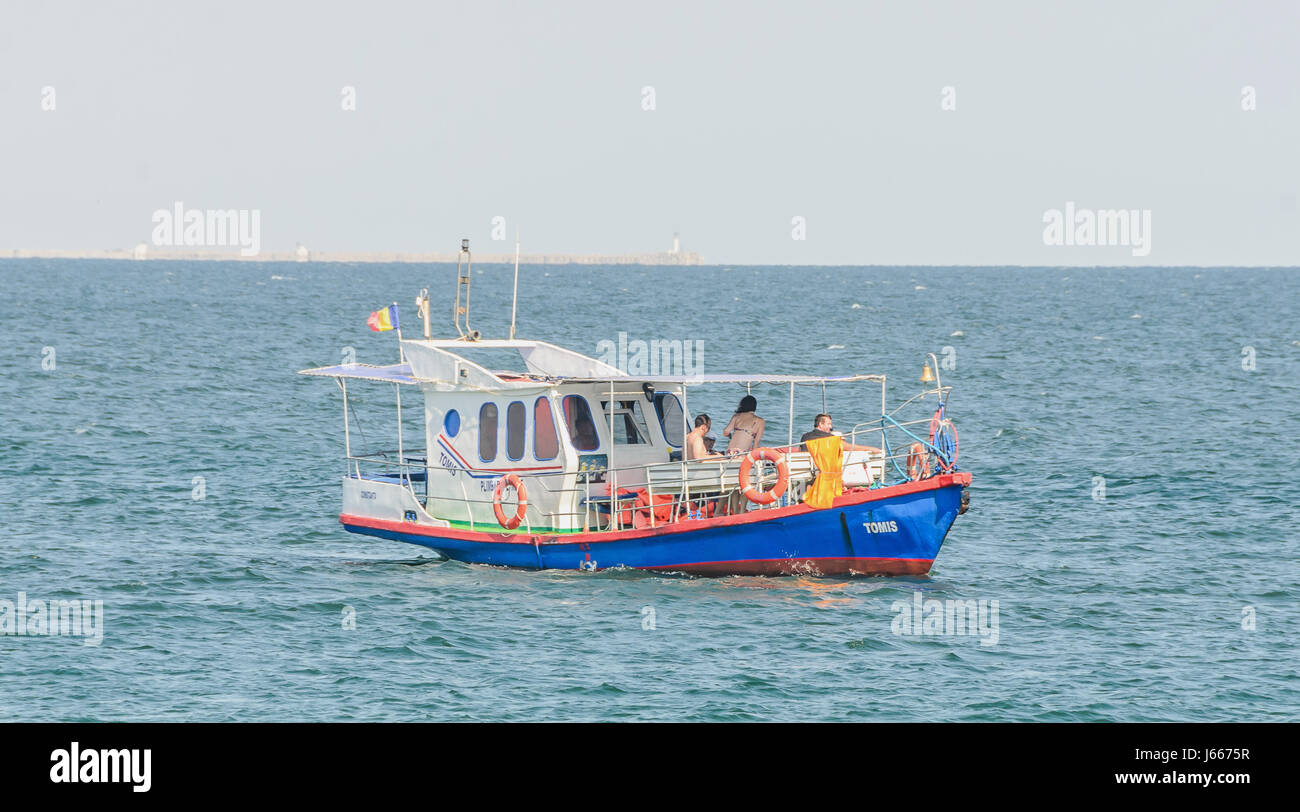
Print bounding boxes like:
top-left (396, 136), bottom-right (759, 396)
top-left (303, 338), bottom-right (889, 534)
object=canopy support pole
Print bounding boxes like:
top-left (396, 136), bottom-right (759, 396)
top-left (681, 384), bottom-right (690, 512)
top-left (609, 379), bottom-right (617, 529)
top-left (395, 382), bottom-right (404, 469)
top-left (340, 378), bottom-right (352, 473)
top-left (788, 381), bottom-right (795, 450)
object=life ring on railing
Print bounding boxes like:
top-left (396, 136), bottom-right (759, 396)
top-left (493, 473), bottom-right (528, 530)
top-left (738, 447), bottom-right (789, 505)
top-left (906, 443), bottom-right (931, 481)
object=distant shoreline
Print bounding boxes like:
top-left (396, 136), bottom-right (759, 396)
top-left (2, 250), bottom-right (1297, 269)
top-left (1, 248), bottom-right (704, 265)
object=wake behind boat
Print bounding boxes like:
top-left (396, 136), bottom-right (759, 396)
top-left (300, 242), bottom-right (971, 576)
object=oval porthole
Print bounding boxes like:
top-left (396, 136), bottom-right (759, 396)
top-left (444, 409), bottom-right (460, 437)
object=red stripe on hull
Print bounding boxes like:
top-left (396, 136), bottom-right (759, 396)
top-left (640, 557), bottom-right (933, 577)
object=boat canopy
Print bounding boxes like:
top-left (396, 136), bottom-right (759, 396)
top-left (298, 363), bottom-right (883, 388)
top-left (299, 362), bottom-right (418, 385)
top-left (299, 339), bottom-right (885, 388)
top-left (557, 373), bottom-right (885, 385)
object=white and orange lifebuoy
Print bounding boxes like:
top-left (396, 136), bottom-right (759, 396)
top-left (738, 447), bottom-right (790, 505)
top-left (906, 442), bottom-right (931, 481)
top-left (493, 473), bottom-right (528, 530)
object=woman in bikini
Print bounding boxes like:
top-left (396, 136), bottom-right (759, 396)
top-left (722, 395), bottom-right (765, 455)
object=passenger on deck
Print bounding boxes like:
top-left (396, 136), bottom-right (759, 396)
top-left (722, 395), bottom-right (765, 455)
top-left (702, 432), bottom-right (718, 455)
top-left (798, 414), bottom-right (880, 453)
top-left (800, 414), bottom-right (882, 509)
top-left (685, 414), bottom-right (722, 460)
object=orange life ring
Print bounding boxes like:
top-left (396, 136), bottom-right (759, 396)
top-left (493, 473), bottom-right (528, 530)
top-left (738, 447), bottom-right (789, 505)
top-left (906, 443), bottom-right (931, 481)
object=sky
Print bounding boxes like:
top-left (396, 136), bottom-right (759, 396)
top-left (1, 0), bottom-right (1297, 265)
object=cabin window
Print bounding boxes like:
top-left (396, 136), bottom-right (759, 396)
top-left (479, 403), bottom-right (498, 461)
top-left (562, 395), bottom-right (599, 451)
top-left (534, 397), bottom-right (559, 460)
top-left (654, 393), bottom-right (686, 446)
top-left (600, 399), bottom-right (651, 445)
top-left (506, 401), bottom-right (526, 461)
top-left (444, 409), bottom-right (460, 438)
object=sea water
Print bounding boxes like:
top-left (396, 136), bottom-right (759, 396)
top-left (1, 260), bottom-right (1296, 721)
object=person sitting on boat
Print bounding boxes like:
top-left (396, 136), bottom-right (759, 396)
top-left (722, 395), bottom-right (765, 455)
top-left (799, 414), bottom-right (879, 453)
top-left (703, 432), bottom-right (718, 455)
top-left (685, 414), bottom-right (722, 460)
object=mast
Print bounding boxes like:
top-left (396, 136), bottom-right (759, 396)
top-left (453, 238), bottom-right (478, 340)
top-left (509, 228), bottom-right (520, 340)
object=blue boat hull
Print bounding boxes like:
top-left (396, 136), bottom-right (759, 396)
top-left (342, 473), bottom-right (970, 576)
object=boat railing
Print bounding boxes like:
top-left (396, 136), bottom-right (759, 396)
top-left (344, 449), bottom-right (759, 529)
top-left (846, 414), bottom-right (958, 481)
top-left (343, 447), bottom-right (802, 532)
top-left (342, 413), bottom-right (957, 534)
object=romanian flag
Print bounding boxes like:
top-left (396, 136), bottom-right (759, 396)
top-left (366, 304), bottom-right (399, 332)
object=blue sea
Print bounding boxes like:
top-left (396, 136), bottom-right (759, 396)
top-left (1, 260), bottom-right (1297, 721)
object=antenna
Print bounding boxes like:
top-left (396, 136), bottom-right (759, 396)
top-left (392, 301), bottom-right (405, 363)
top-left (509, 228), bottom-right (520, 340)
top-left (453, 238), bottom-right (479, 340)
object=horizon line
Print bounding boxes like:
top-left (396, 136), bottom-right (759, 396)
top-left (2, 249), bottom-right (1298, 270)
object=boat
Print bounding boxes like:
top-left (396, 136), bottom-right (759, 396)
top-left (299, 242), bottom-right (971, 576)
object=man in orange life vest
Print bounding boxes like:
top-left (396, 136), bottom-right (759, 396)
top-left (799, 414), bottom-right (881, 509)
